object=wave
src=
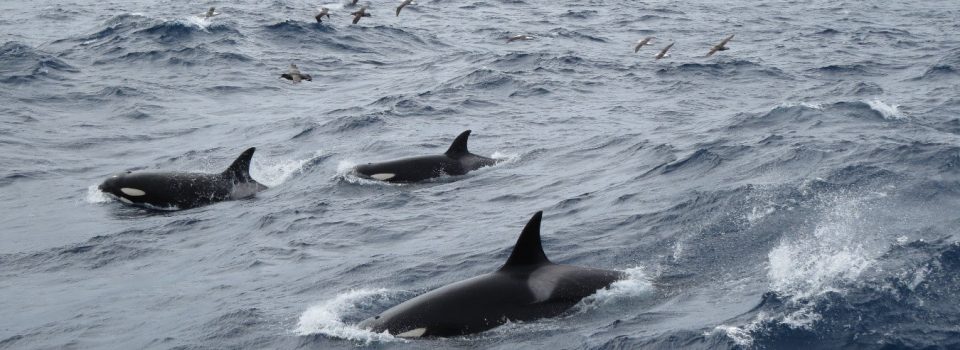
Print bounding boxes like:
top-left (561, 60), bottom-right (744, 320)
top-left (726, 239), bottom-right (960, 348)
top-left (68, 13), bottom-right (240, 48)
top-left (0, 41), bottom-right (77, 84)
top-left (548, 28), bottom-right (607, 43)
top-left (656, 59), bottom-right (790, 80)
top-left (435, 68), bottom-right (523, 93)
top-left (810, 63), bottom-right (879, 76)
top-left (573, 266), bottom-right (653, 312)
top-left (657, 149), bottom-right (723, 175)
top-left (767, 193), bottom-right (880, 299)
top-left (92, 45), bottom-right (252, 66)
top-left (0, 228), bottom-right (167, 272)
top-left (202, 308), bottom-right (266, 342)
top-left (729, 99), bottom-right (907, 131)
top-left (916, 48), bottom-right (960, 81)
top-left (294, 289), bottom-right (403, 344)
top-left (252, 150), bottom-right (327, 187)
top-left (559, 10), bottom-right (597, 19)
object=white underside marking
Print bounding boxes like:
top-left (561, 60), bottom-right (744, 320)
top-left (396, 327), bottom-right (426, 338)
top-left (120, 187), bottom-right (146, 196)
top-left (370, 173), bottom-right (395, 181)
top-left (119, 196), bottom-right (133, 204)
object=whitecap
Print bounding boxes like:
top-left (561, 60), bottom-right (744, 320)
top-left (85, 184), bottom-right (111, 203)
top-left (574, 266), bottom-right (653, 312)
top-left (251, 150), bottom-right (323, 187)
top-left (294, 289), bottom-right (403, 344)
top-left (865, 99), bottom-right (905, 120)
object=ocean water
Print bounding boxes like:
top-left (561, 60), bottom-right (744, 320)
top-left (2, 0), bottom-right (960, 348)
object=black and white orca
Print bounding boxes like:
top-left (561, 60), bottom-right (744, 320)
top-left (98, 148), bottom-right (267, 210)
top-left (353, 130), bottom-right (499, 183)
top-left (358, 211), bottom-right (625, 337)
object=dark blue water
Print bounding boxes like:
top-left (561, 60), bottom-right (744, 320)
top-left (2, 0), bottom-right (960, 349)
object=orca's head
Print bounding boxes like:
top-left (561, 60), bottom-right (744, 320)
top-left (357, 312), bottom-right (429, 339)
top-left (98, 171), bottom-right (146, 204)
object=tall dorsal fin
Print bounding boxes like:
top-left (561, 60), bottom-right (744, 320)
top-left (444, 130), bottom-right (472, 157)
top-left (223, 147), bottom-right (256, 181)
top-left (500, 211), bottom-right (551, 270)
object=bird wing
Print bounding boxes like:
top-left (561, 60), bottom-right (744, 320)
top-left (396, 5), bottom-right (403, 16)
top-left (352, 14), bottom-right (361, 23)
top-left (656, 43), bottom-right (673, 59)
top-left (719, 34), bottom-right (734, 47)
top-left (634, 42), bottom-right (642, 53)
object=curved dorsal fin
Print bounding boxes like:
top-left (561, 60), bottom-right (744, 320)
top-left (223, 147), bottom-right (256, 181)
top-left (500, 211), bottom-right (551, 270)
top-left (444, 130), bottom-right (472, 157)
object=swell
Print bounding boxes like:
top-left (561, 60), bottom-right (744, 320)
top-left (0, 41), bottom-right (77, 84)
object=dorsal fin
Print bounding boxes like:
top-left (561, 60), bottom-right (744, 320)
top-left (444, 130), bottom-right (472, 157)
top-left (500, 211), bottom-right (551, 270)
top-left (223, 147), bottom-right (256, 181)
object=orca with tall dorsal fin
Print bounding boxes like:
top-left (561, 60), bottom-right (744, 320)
top-left (357, 211), bottom-right (625, 337)
top-left (98, 148), bottom-right (268, 210)
top-left (353, 130), bottom-right (500, 183)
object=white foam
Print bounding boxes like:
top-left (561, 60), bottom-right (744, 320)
top-left (778, 101), bottom-right (823, 110)
top-left (865, 99), bottom-right (905, 120)
top-left (746, 205), bottom-right (776, 224)
top-left (294, 289), bottom-right (403, 344)
top-left (490, 151), bottom-right (520, 164)
top-left (251, 151), bottom-right (323, 187)
top-left (767, 195), bottom-right (876, 299)
top-left (185, 16), bottom-right (213, 30)
top-left (85, 184), bottom-right (111, 203)
top-left (709, 324), bottom-right (755, 347)
top-left (575, 266), bottom-right (653, 312)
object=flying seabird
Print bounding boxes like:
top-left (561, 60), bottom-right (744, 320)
top-left (280, 64), bottom-right (312, 83)
top-left (634, 36), bottom-right (654, 53)
top-left (315, 7), bottom-right (330, 22)
top-left (350, 5), bottom-right (371, 24)
top-left (506, 34), bottom-right (533, 43)
top-left (396, 0), bottom-right (414, 16)
top-left (706, 34), bottom-right (734, 57)
top-left (655, 42), bottom-right (674, 60)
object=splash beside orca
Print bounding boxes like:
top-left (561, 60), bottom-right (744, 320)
top-left (98, 148), bottom-right (267, 210)
top-left (358, 211), bottom-right (625, 337)
top-left (353, 130), bottom-right (499, 183)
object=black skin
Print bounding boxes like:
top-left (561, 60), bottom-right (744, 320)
top-left (98, 148), bottom-right (266, 210)
top-left (357, 212), bottom-right (625, 337)
top-left (353, 130), bottom-right (500, 183)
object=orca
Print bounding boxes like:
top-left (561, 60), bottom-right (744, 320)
top-left (353, 130), bottom-right (499, 183)
top-left (98, 147), bottom-right (267, 209)
top-left (358, 211), bottom-right (625, 338)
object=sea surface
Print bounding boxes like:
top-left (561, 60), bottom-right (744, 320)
top-left (2, 0), bottom-right (960, 349)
